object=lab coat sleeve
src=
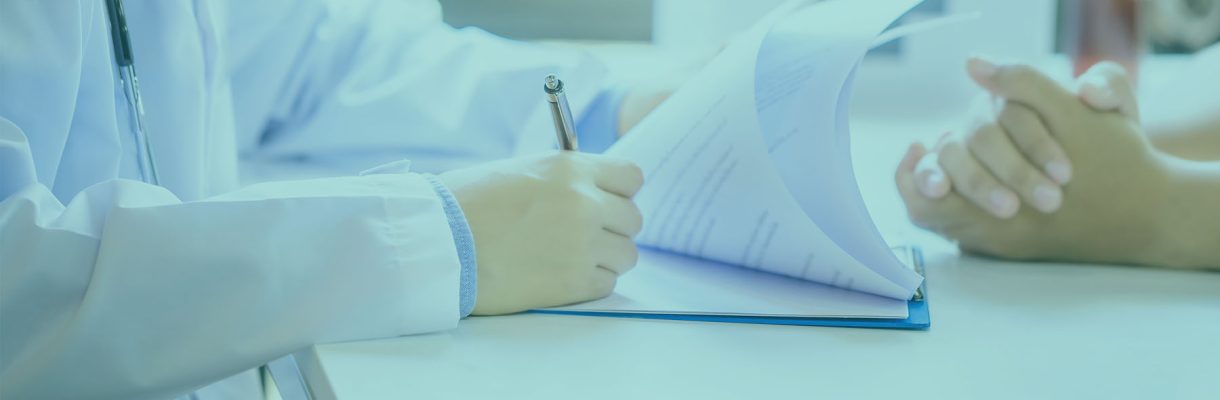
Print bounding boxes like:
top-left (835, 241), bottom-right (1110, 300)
top-left (0, 119), bottom-right (466, 399)
top-left (224, 0), bottom-right (609, 174)
top-left (361, 160), bottom-right (478, 318)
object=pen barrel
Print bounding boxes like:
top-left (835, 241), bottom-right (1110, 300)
top-left (547, 92), bottom-right (580, 151)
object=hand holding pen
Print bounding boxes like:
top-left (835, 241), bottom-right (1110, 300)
top-left (427, 74), bottom-right (645, 315)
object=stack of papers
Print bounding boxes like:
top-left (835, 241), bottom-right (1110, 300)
top-left (540, 0), bottom-right (941, 329)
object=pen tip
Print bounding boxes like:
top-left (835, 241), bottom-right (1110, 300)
top-left (544, 74), bottom-right (562, 92)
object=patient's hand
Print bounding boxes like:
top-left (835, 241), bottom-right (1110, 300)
top-left (911, 60), bottom-right (1139, 218)
top-left (895, 59), bottom-right (1176, 265)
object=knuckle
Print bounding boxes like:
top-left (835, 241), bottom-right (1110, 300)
top-left (627, 245), bottom-right (639, 266)
top-left (999, 110), bottom-right (1044, 152)
top-left (541, 151), bottom-right (569, 165)
top-left (999, 102), bottom-right (1036, 127)
top-left (998, 163), bottom-right (1039, 190)
top-left (965, 124), bottom-right (1002, 152)
top-left (1026, 139), bottom-right (1061, 164)
top-left (936, 143), bottom-right (975, 183)
top-left (607, 155), bottom-right (640, 170)
top-left (602, 157), bottom-right (646, 189)
top-left (555, 186), bottom-right (601, 223)
top-left (574, 192), bottom-right (602, 221)
top-left (522, 170), bottom-right (549, 188)
top-left (1005, 124), bottom-right (1054, 161)
top-left (940, 144), bottom-right (994, 197)
top-left (626, 163), bottom-right (645, 189)
top-left (627, 204), bottom-right (644, 235)
top-left (547, 152), bottom-right (585, 175)
top-left (957, 167), bottom-right (993, 197)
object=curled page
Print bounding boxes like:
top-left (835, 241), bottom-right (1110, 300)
top-left (608, 0), bottom-right (926, 300)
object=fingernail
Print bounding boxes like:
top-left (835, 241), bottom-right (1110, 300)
top-left (1045, 161), bottom-right (1072, 184)
top-left (989, 189), bottom-right (1018, 218)
top-left (1097, 85), bottom-right (1117, 103)
top-left (1032, 184), bottom-right (1063, 213)
top-left (1082, 79), bottom-right (1119, 109)
top-left (967, 55), bottom-right (998, 78)
top-left (920, 170), bottom-right (947, 198)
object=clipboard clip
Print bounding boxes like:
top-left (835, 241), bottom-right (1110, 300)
top-left (892, 245), bottom-right (927, 302)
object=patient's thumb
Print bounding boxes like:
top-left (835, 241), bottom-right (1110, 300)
top-left (1076, 61), bottom-right (1139, 122)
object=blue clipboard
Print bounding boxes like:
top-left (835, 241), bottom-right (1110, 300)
top-left (532, 247), bottom-right (930, 330)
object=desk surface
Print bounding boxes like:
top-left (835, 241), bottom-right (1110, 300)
top-left (300, 261), bottom-right (1219, 400)
top-left (296, 74), bottom-right (1220, 400)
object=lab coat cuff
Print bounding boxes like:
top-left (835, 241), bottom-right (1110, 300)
top-left (423, 174), bottom-right (478, 318)
top-left (574, 85), bottom-right (628, 154)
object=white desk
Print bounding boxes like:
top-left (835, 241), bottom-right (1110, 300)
top-left (292, 117), bottom-right (1220, 400)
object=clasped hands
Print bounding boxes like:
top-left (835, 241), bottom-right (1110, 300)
top-left (896, 57), bottom-right (1178, 266)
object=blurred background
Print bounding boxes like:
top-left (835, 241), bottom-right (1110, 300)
top-left (440, 0), bottom-right (1219, 53)
top-left (438, 0), bottom-right (1219, 243)
top-left (440, 0), bottom-right (1219, 118)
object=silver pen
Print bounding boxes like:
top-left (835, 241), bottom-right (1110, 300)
top-left (544, 74), bottom-right (580, 151)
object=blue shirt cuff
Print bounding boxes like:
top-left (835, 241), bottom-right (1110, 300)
top-left (423, 174), bottom-right (477, 318)
top-left (574, 86), bottom-right (628, 154)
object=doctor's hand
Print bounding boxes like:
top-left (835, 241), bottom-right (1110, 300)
top-left (911, 59), bottom-right (1137, 218)
top-left (896, 59), bottom-right (1177, 265)
top-left (440, 152), bottom-right (644, 315)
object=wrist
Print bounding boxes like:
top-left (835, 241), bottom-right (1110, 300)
top-left (1146, 156), bottom-right (1220, 269)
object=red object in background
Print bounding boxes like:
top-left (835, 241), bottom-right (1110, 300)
top-left (1062, 0), bottom-right (1142, 83)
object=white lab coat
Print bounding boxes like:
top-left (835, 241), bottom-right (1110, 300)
top-left (0, 0), bottom-right (605, 398)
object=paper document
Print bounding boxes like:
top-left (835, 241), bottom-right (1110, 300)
top-left (605, 0), bottom-right (930, 303)
top-left (549, 248), bottom-right (910, 318)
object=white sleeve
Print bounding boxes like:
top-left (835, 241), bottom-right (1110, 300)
top-left (0, 118), bottom-right (463, 399)
top-left (225, 0), bottom-right (607, 174)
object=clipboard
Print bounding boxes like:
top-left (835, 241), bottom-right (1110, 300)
top-left (532, 246), bottom-right (930, 330)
